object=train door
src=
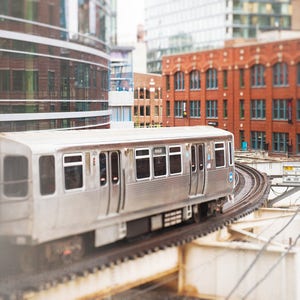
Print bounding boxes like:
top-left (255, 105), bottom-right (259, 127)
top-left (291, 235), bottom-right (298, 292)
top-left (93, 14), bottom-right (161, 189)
top-left (190, 144), bottom-right (205, 196)
top-left (99, 151), bottom-right (121, 215)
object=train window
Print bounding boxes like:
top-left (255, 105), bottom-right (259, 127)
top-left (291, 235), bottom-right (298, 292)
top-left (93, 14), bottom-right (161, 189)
top-left (198, 144), bottom-right (204, 170)
top-left (39, 156), bottom-right (55, 195)
top-left (64, 155), bottom-right (82, 163)
top-left (153, 146), bottom-right (166, 177)
top-left (99, 153), bottom-right (107, 186)
top-left (169, 146), bottom-right (182, 174)
top-left (191, 146), bottom-right (196, 172)
top-left (228, 141), bottom-right (234, 166)
top-left (135, 148), bottom-right (150, 179)
top-left (3, 156), bottom-right (28, 197)
top-left (215, 142), bottom-right (225, 168)
top-left (64, 154), bottom-right (83, 190)
top-left (111, 152), bottom-right (119, 184)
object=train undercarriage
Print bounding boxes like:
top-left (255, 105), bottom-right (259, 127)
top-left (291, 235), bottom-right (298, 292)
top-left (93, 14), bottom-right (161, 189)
top-left (16, 198), bottom-right (227, 272)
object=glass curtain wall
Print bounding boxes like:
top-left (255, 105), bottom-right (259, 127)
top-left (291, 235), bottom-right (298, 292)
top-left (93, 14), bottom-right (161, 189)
top-left (0, 0), bottom-right (113, 131)
top-left (145, 0), bottom-right (291, 73)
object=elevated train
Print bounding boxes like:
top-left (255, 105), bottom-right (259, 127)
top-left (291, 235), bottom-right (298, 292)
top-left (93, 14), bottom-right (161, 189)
top-left (0, 126), bottom-right (234, 270)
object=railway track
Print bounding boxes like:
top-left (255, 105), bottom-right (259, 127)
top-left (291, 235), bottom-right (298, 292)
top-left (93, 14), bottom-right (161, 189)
top-left (0, 163), bottom-right (270, 299)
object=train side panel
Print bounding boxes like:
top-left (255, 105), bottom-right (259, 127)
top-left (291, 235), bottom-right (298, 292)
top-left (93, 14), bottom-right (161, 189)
top-left (124, 143), bottom-right (190, 213)
top-left (204, 139), bottom-right (234, 198)
top-left (32, 150), bottom-right (110, 243)
top-left (13, 136), bottom-right (233, 245)
top-left (0, 127), bottom-right (235, 250)
top-left (0, 139), bottom-right (33, 243)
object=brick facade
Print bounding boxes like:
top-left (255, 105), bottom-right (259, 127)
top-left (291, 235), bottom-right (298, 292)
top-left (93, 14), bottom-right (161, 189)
top-left (133, 73), bottom-right (162, 127)
top-left (162, 38), bottom-right (300, 156)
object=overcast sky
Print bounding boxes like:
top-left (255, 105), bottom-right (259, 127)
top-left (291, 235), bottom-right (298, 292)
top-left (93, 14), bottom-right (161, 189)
top-left (117, 0), bottom-right (145, 45)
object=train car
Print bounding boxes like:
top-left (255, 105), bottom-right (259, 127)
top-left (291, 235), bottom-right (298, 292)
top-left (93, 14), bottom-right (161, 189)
top-left (0, 126), bottom-right (234, 270)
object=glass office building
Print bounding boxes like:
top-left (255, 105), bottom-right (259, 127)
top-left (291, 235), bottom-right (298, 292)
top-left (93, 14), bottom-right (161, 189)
top-left (145, 0), bottom-right (292, 73)
top-left (0, 0), bottom-right (113, 131)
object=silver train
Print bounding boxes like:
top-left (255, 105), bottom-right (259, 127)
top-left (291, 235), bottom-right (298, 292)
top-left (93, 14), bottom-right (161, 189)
top-left (0, 126), bottom-right (234, 270)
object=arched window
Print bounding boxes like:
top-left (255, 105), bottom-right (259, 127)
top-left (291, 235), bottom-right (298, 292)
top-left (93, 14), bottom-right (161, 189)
top-left (139, 88), bottom-right (145, 99)
top-left (206, 68), bottom-right (218, 89)
top-left (145, 89), bottom-right (150, 99)
top-left (189, 70), bottom-right (200, 90)
top-left (174, 71), bottom-right (185, 90)
top-left (273, 62), bottom-right (288, 86)
top-left (251, 64), bottom-right (265, 87)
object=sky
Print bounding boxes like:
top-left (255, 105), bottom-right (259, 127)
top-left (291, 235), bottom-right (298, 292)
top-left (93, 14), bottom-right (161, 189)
top-left (117, 0), bottom-right (145, 45)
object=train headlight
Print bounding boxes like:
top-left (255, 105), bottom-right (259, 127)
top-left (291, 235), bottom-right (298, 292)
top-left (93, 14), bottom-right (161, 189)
top-left (229, 171), bottom-right (233, 183)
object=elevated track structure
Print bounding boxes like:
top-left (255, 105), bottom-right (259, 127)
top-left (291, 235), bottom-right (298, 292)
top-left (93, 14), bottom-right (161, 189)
top-left (0, 163), bottom-right (271, 300)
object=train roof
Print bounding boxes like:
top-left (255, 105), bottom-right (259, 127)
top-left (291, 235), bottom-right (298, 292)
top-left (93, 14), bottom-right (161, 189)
top-left (0, 126), bottom-right (233, 152)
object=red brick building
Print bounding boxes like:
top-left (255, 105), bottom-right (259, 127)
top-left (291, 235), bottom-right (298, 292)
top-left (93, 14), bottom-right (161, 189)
top-left (162, 36), bottom-right (300, 156)
top-left (133, 73), bottom-right (162, 128)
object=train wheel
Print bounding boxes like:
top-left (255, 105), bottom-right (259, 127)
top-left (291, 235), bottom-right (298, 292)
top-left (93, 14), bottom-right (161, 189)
top-left (193, 204), bottom-right (201, 223)
top-left (60, 235), bottom-right (85, 265)
top-left (18, 246), bottom-right (43, 273)
top-left (70, 236), bottom-right (85, 262)
top-left (193, 203), bottom-right (209, 223)
top-left (201, 202), bottom-right (209, 217)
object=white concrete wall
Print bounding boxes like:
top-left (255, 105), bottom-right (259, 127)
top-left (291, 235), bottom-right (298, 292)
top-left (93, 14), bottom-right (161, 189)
top-left (26, 247), bottom-right (179, 300)
top-left (179, 208), bottom-right (300, 300)
top-left (181, 240), bottom-right (299, 300)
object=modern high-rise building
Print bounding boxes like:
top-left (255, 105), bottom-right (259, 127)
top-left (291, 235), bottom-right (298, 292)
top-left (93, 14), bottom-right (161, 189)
top-left (0, 0), bottom-right (113, 132)
top-left (145, 0), bottom-right (292, 73)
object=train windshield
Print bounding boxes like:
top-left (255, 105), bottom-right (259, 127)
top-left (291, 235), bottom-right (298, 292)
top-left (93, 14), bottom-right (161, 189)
top-left (3, 155), bottom-right (28, 197)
